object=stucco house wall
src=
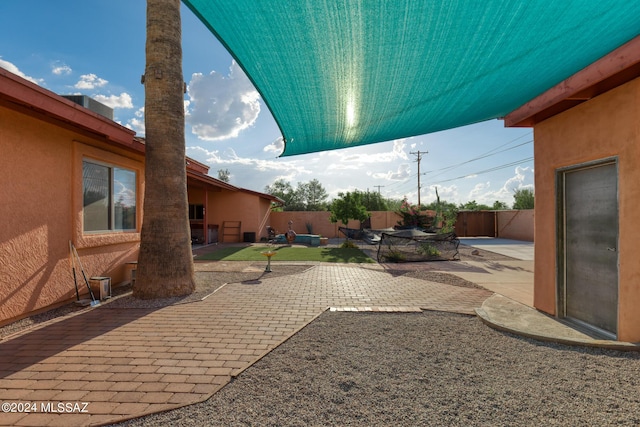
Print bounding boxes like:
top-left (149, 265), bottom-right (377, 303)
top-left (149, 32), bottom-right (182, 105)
top-left (533, 77), bottom-right (640, 341)
top-left (0, 80), bottom-right (142, 325)
top-left (199, 188), bottom-right (274, 242)
top-left (269, 211), bottom-right (404, 238)
top-left (1, 69), bottom-right (278, 326)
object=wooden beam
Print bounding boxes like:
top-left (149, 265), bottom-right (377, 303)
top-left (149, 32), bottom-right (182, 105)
top-left (505, 36), bottom-right (640, 127)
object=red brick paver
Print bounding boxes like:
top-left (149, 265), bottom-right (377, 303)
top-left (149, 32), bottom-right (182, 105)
top-left (0, 265), bottom-right (491, 426)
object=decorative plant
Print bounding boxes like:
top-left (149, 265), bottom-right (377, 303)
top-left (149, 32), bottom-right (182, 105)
top-left (340, 240), bottom-right (358, 249)
top-left (417, 242), bottom-right (441, 257)
top-left (432, 188), bottom-right (458, 234)
top-left (385, 249), bottom-right (406, 262)
top-left (396, 197), bottom-right (434, 229)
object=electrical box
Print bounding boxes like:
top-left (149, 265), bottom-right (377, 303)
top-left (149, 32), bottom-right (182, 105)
top-left (89, 276), bottom-right (112, 300)
top-left (125, 261), bottom-right (138, 286)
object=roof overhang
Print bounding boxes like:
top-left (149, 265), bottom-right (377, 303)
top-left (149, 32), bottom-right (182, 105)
top-left (0, 68), bottom-right (138, 150)
top-left (186, 169), bottom-right (284, 205)
top-left (504, 35), bottom-right (640, 128)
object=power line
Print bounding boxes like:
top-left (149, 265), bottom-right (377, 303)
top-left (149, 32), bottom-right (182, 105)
top-left (382, 133), bottom-right (532, 201)
top-left (425, 140), bottom-right (533, 178)
top-left (430, 157), bottom-right (534, 185)
top-left (373, 185), bottom-right (385, 194)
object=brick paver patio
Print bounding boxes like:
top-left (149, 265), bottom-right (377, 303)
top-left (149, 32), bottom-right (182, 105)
top-left (0, 265), bottom-right (492, 426)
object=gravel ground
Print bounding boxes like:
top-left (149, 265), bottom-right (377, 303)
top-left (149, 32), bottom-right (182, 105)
top-left (6, 243), bottom-right (639, 425)
top-left (114, 311), bottom-right (640, 426)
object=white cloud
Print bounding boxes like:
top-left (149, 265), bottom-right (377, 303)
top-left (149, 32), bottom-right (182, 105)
top-left (327, 163), bottom-right (362, 171)
top-left (52, 63), bottom-right (72, 76)
top-left (94, 92), bottom-right (133, 109)
top-left (468, 181), bottom-right (492, 201)
top-left (263, 137), bottom-right (284, 155)
top-left (426, 184), bottom-right (460, 204)
top-left (186, 145), bottom-right (311, 192)
top-left (186, 61), bottom-right (261, 141)
top-left (0, 58), bottom-right (43, 85)
top-left (371, 163), bottom-right (411, 180)
top-left (324, 138), bottom-right (409, 165)
top-left (502, 166), bottom-right (534, 193)
top-left (75, 73), bottom-right (108, 89)
top-left (126, 107), bottom-right (145, 134)
top-left (465, 166), bottom-right (535, 205)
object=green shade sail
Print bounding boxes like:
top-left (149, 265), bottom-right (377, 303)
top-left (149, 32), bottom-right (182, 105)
top-left (183, 1), bottom-right (640, 156)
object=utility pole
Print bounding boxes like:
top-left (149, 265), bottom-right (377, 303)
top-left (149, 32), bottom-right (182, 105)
top-left (373, 185), bottom-right (385, 194)
top-left (410, 150), bottom-right (427, 207)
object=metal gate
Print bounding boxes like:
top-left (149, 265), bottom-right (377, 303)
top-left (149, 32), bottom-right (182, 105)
top-left (559, 160), bottom-right (619, 337)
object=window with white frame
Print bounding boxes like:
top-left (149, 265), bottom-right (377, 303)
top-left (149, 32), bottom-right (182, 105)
top-left (82, 160), bottom-right (137, 232)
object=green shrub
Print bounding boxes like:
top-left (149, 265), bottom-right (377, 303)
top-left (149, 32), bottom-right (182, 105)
top-left (385, 250), bottom-right (406, 262)
top-left (417, 243), bottom-right (440, 257)
top-left (341, 240), bottom-right (358, 249)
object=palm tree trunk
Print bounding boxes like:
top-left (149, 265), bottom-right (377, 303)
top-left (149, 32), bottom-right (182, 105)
top-left (134, 0), bottom-right (195, 299)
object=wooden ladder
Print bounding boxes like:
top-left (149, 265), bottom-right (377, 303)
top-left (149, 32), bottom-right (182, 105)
top-left (222, 221), bottom-right (241, 243)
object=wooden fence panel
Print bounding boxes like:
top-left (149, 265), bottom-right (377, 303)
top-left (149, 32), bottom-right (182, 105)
top-left (455, 211), bottom-right (496, 237)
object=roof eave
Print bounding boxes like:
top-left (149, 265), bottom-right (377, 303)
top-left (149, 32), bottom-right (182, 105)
top-left (0, 68), bottom-right (137, 148)
top-left (504, 35), bottom-right (640, 128)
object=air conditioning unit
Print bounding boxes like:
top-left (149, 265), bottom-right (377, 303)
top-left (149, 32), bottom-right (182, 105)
top-left (61, 95), bottom-right (114, 120)
top-left (89, 276), bottom-right (112, 300)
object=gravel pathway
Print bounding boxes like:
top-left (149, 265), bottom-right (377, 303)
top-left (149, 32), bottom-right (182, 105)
top-left (115, 311), bottom-right (640, 426)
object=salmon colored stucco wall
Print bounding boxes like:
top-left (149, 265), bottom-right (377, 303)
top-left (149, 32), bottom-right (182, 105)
top-left (0, 106), bottom-right (142, 325)
top-left (269, 211), bottom-right (404, 238)
top-left (496, 210), bottom-right (534, 241)
top-left (198, 189), bottom-right (273, 242)
top-left (533, 77), bottom-right (640, 342)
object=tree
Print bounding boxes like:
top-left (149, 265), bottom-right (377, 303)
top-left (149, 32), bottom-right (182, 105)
top-left (329, 191), bottom-right (370, 229)
top-left (264, 179), bottom-right (293, 201)
top-left (513, 188), bottom-right (535, 209)
top-left (492, 200), bottom-right (509, 210)
top-left (384, 197), bottom-right (404, 211)
top-left (459, 200), bottom-right (492, 211)
top-left (264, 179), bottom-right (304, 210)
top-left (359, 190), bottom-right (389, 211)
top-left (134, 0), bottom-right (195, 299)
top-left (217, 168), bottom-right (230, 182)
top-left (297, 179), bottom-right (328, 211)
top-left (265, 179), bottom-right (327, 211)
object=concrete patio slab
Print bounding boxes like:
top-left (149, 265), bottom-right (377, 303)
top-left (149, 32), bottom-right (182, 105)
top-left (459, 237), bottom-right (534, 260)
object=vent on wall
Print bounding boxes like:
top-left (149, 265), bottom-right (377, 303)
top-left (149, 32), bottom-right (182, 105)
top-left (61, 95), bottom-right (114, 120)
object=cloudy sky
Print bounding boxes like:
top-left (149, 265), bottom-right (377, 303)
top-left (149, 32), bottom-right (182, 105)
top-left (1, 1), bottom-right (533, 207)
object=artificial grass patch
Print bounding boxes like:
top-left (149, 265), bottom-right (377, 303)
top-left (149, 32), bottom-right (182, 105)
top-left (195, 245), bottom-right (374, 263)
